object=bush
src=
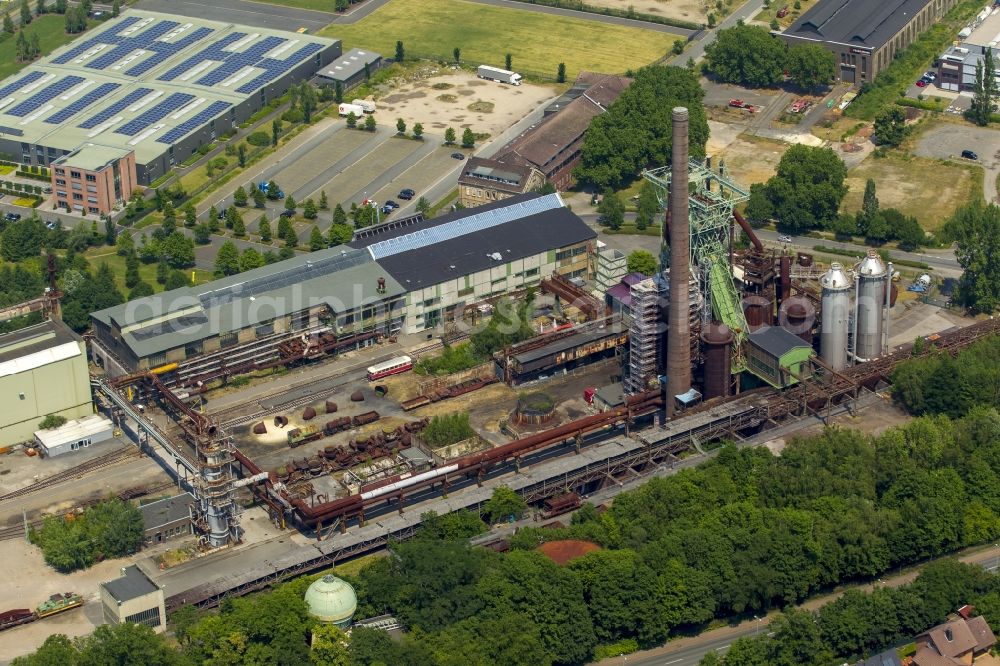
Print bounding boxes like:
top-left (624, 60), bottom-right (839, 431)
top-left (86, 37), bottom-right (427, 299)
top-left (414, 343), bottom-right (480, 376)
top-left (421, 413), bottom-right (476, 447)
top-left (247, 131), bottom-right (270, 147)
top-left (38, 414), bottom-right (67, 429)
top-left (281, 108), bottom-right (304, 124)
top-left (30, 498), bottom-right (144, 572)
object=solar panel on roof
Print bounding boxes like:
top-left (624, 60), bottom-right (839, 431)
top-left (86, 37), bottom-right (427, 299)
top-left (52, 15), bottom-right (141, 64)
top-left (114, 92), bottom-right (194, 135)
top-left (77, 87), bottom-right (153, 128)
top-left (234, 42), bottom-right (325, 94)
top-left (366, 194), bottom-right (563, 260)
top-left (0, 71), bottom-right (45, 99)
top-left (156, 100), bottom-right (230, 144)
top-left (157, 32), bottom-right (247, 81)
top-left (43, 83), bottom-right (121, 124)
top-left (6, 76), bottom-right (85, 117)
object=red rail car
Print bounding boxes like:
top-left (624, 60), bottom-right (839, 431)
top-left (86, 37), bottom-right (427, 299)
top-left (366, 355), bottom-right (413, 381)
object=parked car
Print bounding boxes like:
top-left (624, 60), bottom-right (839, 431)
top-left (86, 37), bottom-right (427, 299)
top-left (279, 209), bottom-right (295, 218)
top-left (777, 234), bottom-right (792, 243)
top-left (42, 186), bottom-right (52, 194)
top-left (5, 212), bottom-right (21, 222)
top-left (916, 79), bottom-right (927, 88)
top-left (451, 152), bottom-right (465, 160)
top-left (398, 188), bottom-right (416, 200)
top-left (45, 220), bottom-right (57, 230)
top-left (381, 204), bottom-right (394, 215)
top-left (217, 207), bottom-right (227, 219)
top-left (383, 200), bottom-right (399, 210)
top-left (962, 149), bottom-right (978, 160)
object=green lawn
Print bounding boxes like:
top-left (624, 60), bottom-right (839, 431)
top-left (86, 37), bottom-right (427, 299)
top-left (83, 248), bottom-right (214, 295)
top-left (0, 15), bottom-right (96, 81)
top-left (319, 0), bottom-right (682, 80)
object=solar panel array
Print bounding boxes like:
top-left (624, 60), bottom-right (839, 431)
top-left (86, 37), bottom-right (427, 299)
top-left (85, 20), bottom-right (179, 69)
top-left (0, 71), bottom-right (45, 99)
top-left (6, 76), bottom-right (86, 117)
top-left (235, 42), bottom-right (324, 94)
top-left (77, 87), bottom-right (152, 128)
top-left (198, 250), bottom-right (370, 310)
top-left (366, 194), bottom-right (564, 260)
top-left (124, 27), bottom-right (215, 77)
top-left (195, 35), bottom-right (286, 86)
top-left (156, 100), bottom-right (231, 143)
top-left (43, 82), bottom-right (121, 124)
top-left (52, 15), bottom-right (142, 64)
top-left (157, 32), bottom-right (247, 81)
top-left (114, 92), bottom-right (194, 135)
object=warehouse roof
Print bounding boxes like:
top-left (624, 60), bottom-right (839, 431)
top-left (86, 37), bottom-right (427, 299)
top-left (0, 319), bottom-right (81, 373)
top-left (783, 0), bottom-right (935, 49)
top-left (140, 493), bottom-right (194, 530)
top-left (91, 246), bottom-right (403, 359)
top-left (0, 10), bottom-right (337, 163)
top-left (513, 325), bottom-right (619, 365)
top-left (34, 414), bottom-right (113, 451)
top-left (317, 48), bottom-right (381, 83)
top-left (749, 326), bottom-right (813, 359)
top-left (349, 193), bottom-right (596, 289)
top-left (103, 565), bottom-right (159, 602)
top-left (458, 156), bottom-right (536, 194)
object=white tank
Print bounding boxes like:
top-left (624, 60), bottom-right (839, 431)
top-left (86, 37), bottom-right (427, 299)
top-left (820, 262), bottom-right (851, 371)
top-left (854, 250), bottom-right (887, 362)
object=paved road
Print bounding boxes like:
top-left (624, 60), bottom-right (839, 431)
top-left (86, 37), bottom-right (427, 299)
top-left (672, 0), bottom-right (767, 63)
top-left (137, 0), bottom-right (336, 31)
top-left (469, 0), bottom-right (698, 36)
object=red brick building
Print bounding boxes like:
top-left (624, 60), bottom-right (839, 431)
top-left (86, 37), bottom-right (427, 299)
top-left (51, 144), bottom-right (136, 216)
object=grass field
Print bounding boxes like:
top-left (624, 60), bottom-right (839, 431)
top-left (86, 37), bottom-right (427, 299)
top-left (0, 16), bottom-right (96, 81)
top-left (83, 248), bottom-right (214, 295)
top-left (319, 0), bottom-right (682, 80)
top-left (841, 153), bottom-right (979, 232)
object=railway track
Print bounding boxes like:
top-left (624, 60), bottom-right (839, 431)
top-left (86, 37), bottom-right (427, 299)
top-left (0, 446), bottom-right (142, 503)
top-left (0, 479), bottom-right (178, 541)
top-left (216, 335), bottom-right (467, 429)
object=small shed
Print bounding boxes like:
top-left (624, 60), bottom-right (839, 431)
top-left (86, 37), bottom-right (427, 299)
top-left (140, 493), bottom-right (194, 545)
top-left (747, 327), bottom-right (815, 388)
top-left (316, 48), bottom-right (383, 88)
top-left (33, 414), bottom-right (114, 457)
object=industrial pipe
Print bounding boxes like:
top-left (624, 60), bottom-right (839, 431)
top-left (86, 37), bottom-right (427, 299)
top-left (732, 210), bottom-right (764, 253)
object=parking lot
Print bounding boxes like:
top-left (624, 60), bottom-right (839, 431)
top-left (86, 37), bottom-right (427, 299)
top-left (914, 121), bottom-right (1000, 202)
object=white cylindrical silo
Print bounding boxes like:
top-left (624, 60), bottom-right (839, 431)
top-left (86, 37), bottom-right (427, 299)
top-left (820, 262), bottom-right (851, 371)
top-left (854, 250), bottom-right (887, 362)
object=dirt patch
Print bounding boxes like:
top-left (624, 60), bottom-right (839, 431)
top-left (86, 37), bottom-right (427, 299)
top-left (538, 539), bottom-right (601, 565)
top-left (720, 133), bottom-right (790, 186)
top-left (585, 0), bottom-right (705, 21)
top-left (456, 88), bottom-right (475, 97)
top-left (467, 100), bottom-right (495, 113)
top-left (437, 94), bottom-right (458, 103)
top-left (431, 82), bottom-right (453, 90)
top-left (466, 80), bottom-right (487, 86)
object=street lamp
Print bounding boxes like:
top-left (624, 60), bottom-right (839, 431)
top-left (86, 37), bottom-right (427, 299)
top-left (754, 615), bottom-right (761, 637)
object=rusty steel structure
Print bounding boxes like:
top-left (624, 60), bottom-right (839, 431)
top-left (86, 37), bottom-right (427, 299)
top-left (540, 273), bottom-right (606, 321)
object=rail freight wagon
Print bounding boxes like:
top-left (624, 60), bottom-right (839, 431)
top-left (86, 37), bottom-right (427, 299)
top-left (288, 425), bottom-right (323, 448)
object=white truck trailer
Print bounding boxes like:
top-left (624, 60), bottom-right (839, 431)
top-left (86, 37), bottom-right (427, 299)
top-left (338, 102), bottom-right (366, 117)
top-left (351, 98), bottom-right (376, 113)
top-left (477, 65), bottom-right (522, 86)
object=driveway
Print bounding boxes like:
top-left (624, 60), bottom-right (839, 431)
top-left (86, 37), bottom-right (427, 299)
top-left (914, 122), bottom-right (1000, 203)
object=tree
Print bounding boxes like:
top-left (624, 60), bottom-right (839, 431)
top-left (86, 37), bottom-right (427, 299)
top-left (233, 185), bottom-right (248, 207)
top-left (786, 44), bottom-right (835, 90)
top-left (412, 122), bottom-right (423, 140)
top-left (214, 240), bottom-right (240, 276)
top-left (416, 196), bottom-right (431, 216)
top-left (35, 0), bottom-right (44, 15)
top-left (20, 0), bottom-right (31, 25)
top-left (873, 106), bottom-right (906, 147)
top-left (505, 53), bottom-right (512, 70)
top-left (462, 127), bottom-right (475, 148)
top-left (893, 209), bottom-right (926, 251)
top-left (597, 190), bottom-right (625, 230)
top-left (364, 113), bottom-right (377, 131)
top-left (755, 145), bottom-right (847, 233)
top-left (396, 117), bottom-right (406, 134)
top-left (557, 62), bottom-right (566, 83)
top-left (453, 46), bottom-right (461, 63)
top-left (155, 258), bottom-right (170, 285)
top-left (311, 624), bottom-right (351, 666)
top-left (483, 486), bottom-right (527, 523)
top-left (124, 251), bottom-right (140, 288)
top-left (395, 39), bottom-right (405, 62)
top-left (239, 247), bottom-right (264, 272)
top-left (859, 178), bottom-right (879, 229)
top-left (258, 217), bottom-right (272, 243)
top-left (636, 180), bottom-right (660, 230)
top-left (225, 206), bottom-right (241, 230)
top-left (576, 66), bottom-right (709, 190)
top-left (627, 250), bottom-right (658, 275)
top-left (53, 0), bottom-right (64, 12)
top-left (271, 119), bottom-right (280, 146)
top-left (364, 61), bottom-right (371, 81)
top-left (232, 215), bottom-right (246, 238)
top-left (303, 198), bottom-right (318, 220)
top-left (705, 24), bottom-right (787, 87)
top-left (111, 0), bottom-right (119, 16)
top-left (444, 127), bottom-right (457, 145)
top-left (266, 180), bottom-right (281, 200)
top-left (15, 30), bottom-right (28, 62)
top-left (945, 201), bottom-right (1000, 313)
top-left (2, 11), bottom-right (12, 35)
top-left (332, 203), bottom-right (347, 226)
top-left (116, 229), bottom-right (134, 256)
top-left (237, 143), bottom-right (246, 168)
top-left (252, 186), bottom-right (266, 209)
top-left (334, 80), bottom-right (343, 103)
top-left (0, 216), bottom-right (45, 261)
top-left (193, 223), bottom-right (211, 245)
top-left (129, 280), bottom-right (154, 299)
top-left (967, 47), bottom-right (997, 127)
top-left (183, 203), bottom-right (196, 228)
top-left (319, 190), bottom-right (329, 210)
top-left (284, 194), bottom-right (297, 212)
top-left (309, 225), bottom-right (324, 251)
top-left (346, 110), bottom-right (357, 129)
top-left (327, 223), bottom-right (353, 246)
